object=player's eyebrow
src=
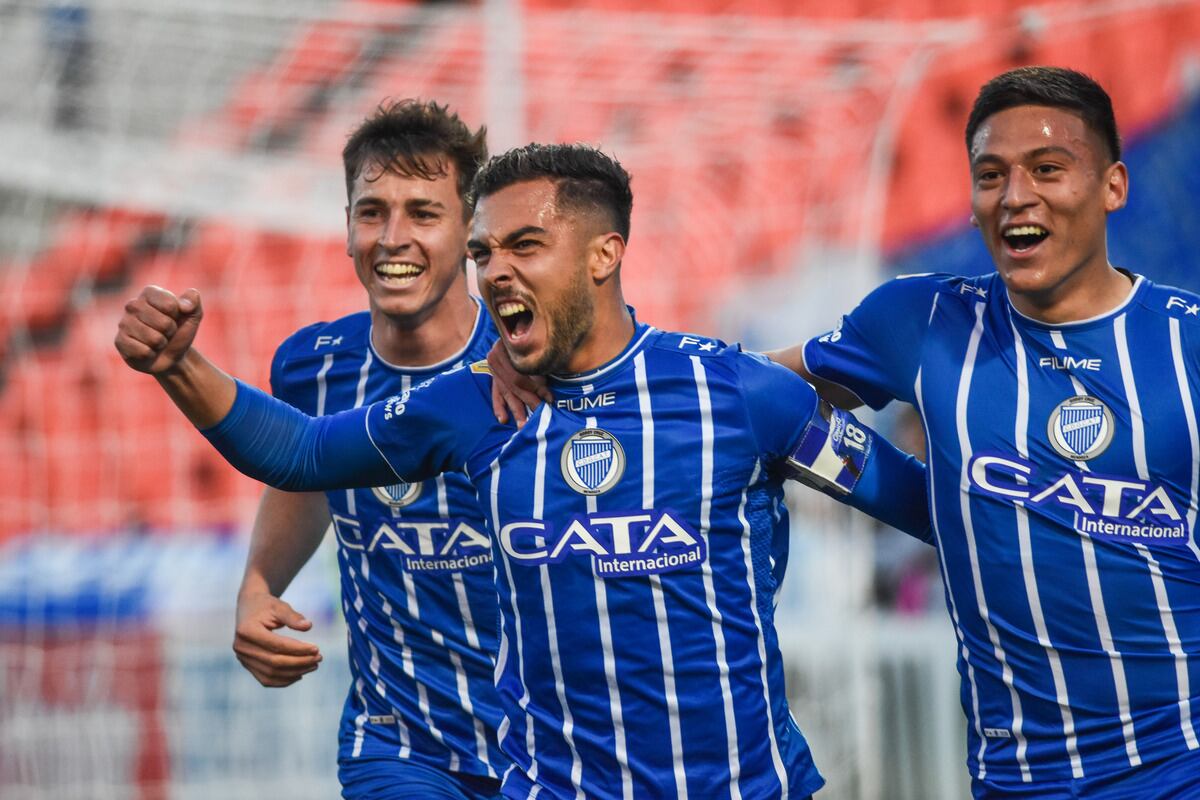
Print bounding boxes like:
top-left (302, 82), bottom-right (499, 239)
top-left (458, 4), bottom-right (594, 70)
top-left (351, 196), bottom-right (448, 210)
top-left (467, 226), bottom-right (548, 251)
top-left (972, 145), bottom-right (1079, 168)
top-left (406, 198), bottom-right (448, 211)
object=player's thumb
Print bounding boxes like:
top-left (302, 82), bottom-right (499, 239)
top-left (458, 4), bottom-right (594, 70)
top-left (278, 602), bottom-right (313, 632)
top-left (167, 288), bottom-right (204, 354)
top-left (176, 288), bottom-right (204, 323)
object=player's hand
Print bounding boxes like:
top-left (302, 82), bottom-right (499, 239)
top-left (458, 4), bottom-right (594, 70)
top-left (114, 285), bottom-right (204, 375)
top-left (233, 591), bottom-right (322, 687)
top-left (488, 340), bottom-right (553, 427)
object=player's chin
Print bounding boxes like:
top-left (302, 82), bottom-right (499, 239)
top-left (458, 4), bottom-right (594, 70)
top-left (373, 287), bottom-right (431, 318)
top-left (503, 343), bottom-right (545, 376)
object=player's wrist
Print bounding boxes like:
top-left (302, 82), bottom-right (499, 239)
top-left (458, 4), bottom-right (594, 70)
top-left (235, 572), bottom-right (277, 605)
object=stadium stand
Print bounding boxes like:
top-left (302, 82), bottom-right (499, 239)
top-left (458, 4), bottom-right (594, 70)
top-left (1, 1), bottom-right (1197, 543)
top-left (2, 2), bottom-right (1199, 798)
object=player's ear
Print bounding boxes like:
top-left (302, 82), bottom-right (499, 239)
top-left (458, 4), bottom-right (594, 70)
top-left (1103, 161), bottom-right (1128, 213)
top-left (589, 232), bottom-right (625, 283)
top-left (345, 206), bottom-right (353, 257)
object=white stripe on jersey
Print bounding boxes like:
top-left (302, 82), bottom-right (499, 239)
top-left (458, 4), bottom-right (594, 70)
top-left (1010, 323), bottom-right (1084, 778)
top-left (1050, 328), bottom-right (1142, 766)
top-left (583, 412), bottom-right (634, 800)
top-left (438, 444), bottom-right (496, 774)
top-left (382, 592), bottom-right (453, 764)
top-left (432, 468), bottom-right (494, 772)
top-left (355, 348), bottom-right (373, 406)
top-left (352, 676), bottom-right (368, 757)
top-left (344, 349), bottom-right (375, 515)
top-left (369, 639), bottom-right (384, 696)
top-left (635, 352), bottom-right (688, 799)
top-left (582, 404), bottom-right (633, 795)
top-left (532, 404), bottom-right (584, 798)
top-left (690, 355), bottom-right (744, 797)
top-left (916, 295), bottom-right (991, 779)
top-left (372, 599), bottom-right (424, 762)
top-left (1114, 315), bottom-right (1199, 751)
top-left (1168, 319), bottom-right (1200, 565)
top-left (449, 647), bottom-right (496, 776)
top-left (316, 353), bottom-right (334, 415)
top-left (738, 461), bottom-right (790, 796)
top-left (956, 302), bottom-right (1031, 781)
top-left (489, 438), bottom-right (539, 783)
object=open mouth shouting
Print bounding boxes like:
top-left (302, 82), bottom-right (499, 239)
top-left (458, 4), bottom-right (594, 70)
top-left (495, 297), bottom-right (535, 344)
top-left (1001, 224), bottom-right (1050, 257)
top-left (374, 261), bottom-right (425, 287)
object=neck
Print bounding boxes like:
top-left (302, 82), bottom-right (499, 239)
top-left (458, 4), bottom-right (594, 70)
top-left (369, 283), bottom-right (478, 367)
top-left (562, 299), bottom-right (636, 375)
top-left (1008, 263), bottom-right (1134, 325)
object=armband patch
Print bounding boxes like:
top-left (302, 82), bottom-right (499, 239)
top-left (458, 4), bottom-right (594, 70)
top-left (470, 360), bottom-right (492, 374)
top-left (785, 402), bottom-right (872, 495)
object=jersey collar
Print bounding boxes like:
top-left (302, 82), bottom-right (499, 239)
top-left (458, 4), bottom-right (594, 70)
top-left (368, 296), bottom-right (488, 374)
top-left (550, 312), bottom-right (655, 388)
top-left (1006, 271), bottom-right (1146, 331)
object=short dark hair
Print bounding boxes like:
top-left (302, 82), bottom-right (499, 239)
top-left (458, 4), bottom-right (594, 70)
top-left (471, 143), bottom-right (634, 240)
top-left (342, 99), bottom-right (487, 217)
top-left (965, 66), bottom-right (1121, 163)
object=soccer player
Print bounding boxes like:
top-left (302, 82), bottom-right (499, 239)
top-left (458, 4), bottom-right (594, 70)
top-left (115, 143), bottom-right (930, 799)
top-left (775, 66), bottom-right (1200, 798)
top-left (230, 100), bottom-right (507, 800)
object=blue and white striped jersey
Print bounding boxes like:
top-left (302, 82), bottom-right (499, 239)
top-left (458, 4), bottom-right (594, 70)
top-left (366, 323), bottom-right (829, 799)
top-left (270, 301), bottom-right (507, 778)
top-left (804, 272), bottom-right (1200, 784)
top-left (208, 316), bottom-right (928, 798)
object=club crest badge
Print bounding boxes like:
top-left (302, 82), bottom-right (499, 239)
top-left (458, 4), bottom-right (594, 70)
top-left (371, 481), bottom-right (422, 509)
top-left (1047, 395), bottom-right (1114, 461)
top-left (561, 428), bottom-right (625, 495)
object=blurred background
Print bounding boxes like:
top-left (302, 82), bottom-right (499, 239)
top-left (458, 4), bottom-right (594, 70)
top-left (1, 0), bottom-right (1198, 797)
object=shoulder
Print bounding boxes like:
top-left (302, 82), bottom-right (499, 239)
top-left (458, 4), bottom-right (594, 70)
top-left (879, 271), bottom-right (992, 309)
top-left (274, 311), bottom-right (373, 366)
top-left (648, 329), bottom-right (803, 393)
top-left (1133, 278), bottom-right (1200, 328)
top-left (649, 330), bottom-right (735, 360)
top-left (270, 312), bottom-right (372, 403)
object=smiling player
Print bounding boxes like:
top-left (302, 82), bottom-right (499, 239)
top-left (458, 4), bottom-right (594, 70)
top-left (775, 67), bottom-right (1200, 798)
top-left (116, 142), bottom-right (931, 799)
top-left (229, 100), bottom-right (507, 800)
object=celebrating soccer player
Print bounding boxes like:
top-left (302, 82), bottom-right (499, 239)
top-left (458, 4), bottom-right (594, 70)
top-left (774, 66), bottom-right (1200, 798)
top-left (115, 142), bottom-right (930, 798)
top-left (231, 100), bottom-right (507, 800)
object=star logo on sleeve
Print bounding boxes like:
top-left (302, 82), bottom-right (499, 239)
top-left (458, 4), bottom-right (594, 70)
top-left (677, 335), bottom-right (718, 351)
top-left (1166, 297), bottom-right (1200, 316)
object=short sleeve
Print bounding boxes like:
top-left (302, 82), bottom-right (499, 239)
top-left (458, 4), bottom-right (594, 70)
top-left (269, 322), bottom-right (325, 410)
top-left (736, 350), bottom-right (820, 460)
top-left (802, 274), bottom-right (943, 409)
top-left (365, 365), bottom-right (513, 482)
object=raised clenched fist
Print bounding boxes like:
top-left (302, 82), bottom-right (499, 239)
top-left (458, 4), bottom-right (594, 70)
top-left (114, 285), bottom-right (204, 374)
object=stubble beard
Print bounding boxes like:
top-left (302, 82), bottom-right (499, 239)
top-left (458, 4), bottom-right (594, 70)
top-left (517, 266), bottom-right (595, 376)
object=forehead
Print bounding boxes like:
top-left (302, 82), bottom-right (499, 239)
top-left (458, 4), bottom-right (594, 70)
top-left (970, 104), bottom-right (1102, 162)
top-left (471, 178), bottom-right (561, 240)
top-left (350, 156), bottom-right (462, 205)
